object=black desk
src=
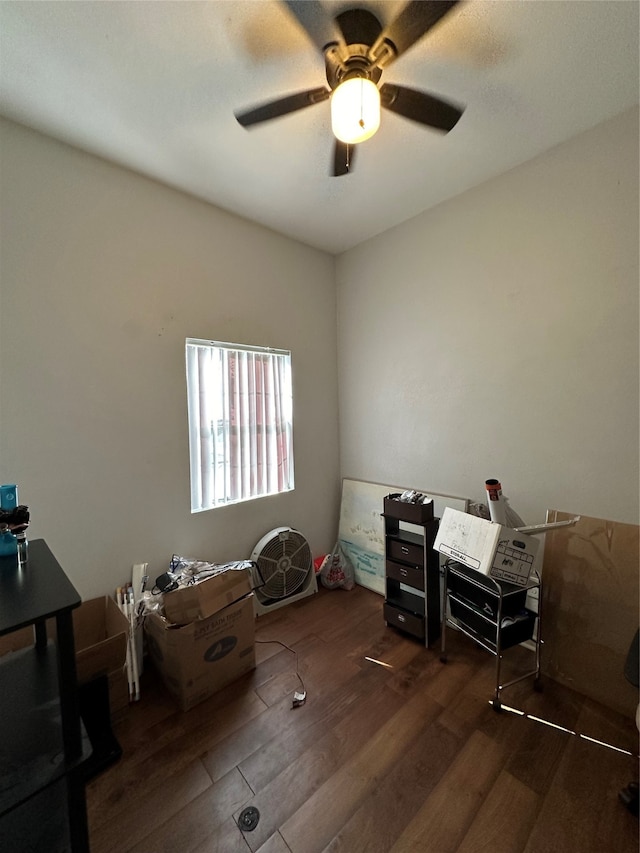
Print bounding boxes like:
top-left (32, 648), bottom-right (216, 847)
top-left (0, 539), bottom-right (90, 852)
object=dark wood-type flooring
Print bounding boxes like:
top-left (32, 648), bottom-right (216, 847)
top-left (86, 585), bottom-right (639, 853)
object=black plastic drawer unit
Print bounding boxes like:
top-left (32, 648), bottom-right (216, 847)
top-left (385, 559), bottom-right (425, 591)
top-left (447, 564), bottom-right (527, 620)
top-left (383, 602), bottom-right (426, 640)
top-left (382, 505), bottom-right (440, 648)
top-left (448, 595), bottom-right (536, 650)
top-left (440, 558), bottom-right (542, 711)
top-left (387, 538), bottom-right (424, 567)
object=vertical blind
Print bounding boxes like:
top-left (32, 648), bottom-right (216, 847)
top-left (186, 339), bottom-right (294, 511)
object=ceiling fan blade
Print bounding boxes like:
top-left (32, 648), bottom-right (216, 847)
top-left (332, 140), bottom-right (356, 177)
top-left (335, 9), bottom-right (382, 49)
top-left (235, 87), bottom-right (330, 127)
top-left (283, 1), bottom-right (343, 53)
top-left (374, 0), bottom-right (460, 65)
top-left (380, 83), bottom-right (463, 132)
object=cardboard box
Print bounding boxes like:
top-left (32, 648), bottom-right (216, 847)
top-left (69, 596), bottom-right (129, 684)
top-left (69, 596), bottom-right (131, 723)
top-left (144, 592), bottom-right (256, 711)
top-left (434, 507), bottom-right (539, 587)
top-left (0, 625), bottom-right (35, 656)
top-left (162, 565), bottom-right (253, 626)
top-left (0, 596), bottom-right (128, 682)
top-left (107, 666), bottom-right (130, 723)
top-left (0, 596), bottom-right (130, 723)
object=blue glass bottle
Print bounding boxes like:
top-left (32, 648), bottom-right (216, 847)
top-left (0, 529), bottom-right (18, 557)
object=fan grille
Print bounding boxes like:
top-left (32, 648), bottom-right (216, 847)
top-left (254, 529), bottom-right (312, 600)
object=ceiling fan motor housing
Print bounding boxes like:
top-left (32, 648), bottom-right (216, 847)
top-left (324, 9), bottom-right (390, 89)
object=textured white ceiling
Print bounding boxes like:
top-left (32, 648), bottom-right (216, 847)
top-left (1, 1), bottom-right (638, 254)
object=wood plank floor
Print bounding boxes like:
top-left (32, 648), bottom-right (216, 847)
top-left (86, 585), bottom-right (639, 853)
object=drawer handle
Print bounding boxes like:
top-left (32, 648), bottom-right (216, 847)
top-left (400, 568), bottom-right (408, 577)
top-left (401, 546), bottom-right (409, 555)
top-left (397, 613), bottom-right (406, 622)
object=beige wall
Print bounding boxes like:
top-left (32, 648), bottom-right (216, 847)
top-left (0, 118), bottom-right (340, 598)
top-left (2, 107), bottom-right (638, 601)
top-left (336, 107), bottom-right (639, 527)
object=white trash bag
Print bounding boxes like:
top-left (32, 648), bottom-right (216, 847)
top-left (319, 542), bottom-right (355, 591)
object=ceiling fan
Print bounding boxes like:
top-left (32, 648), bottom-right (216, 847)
top-left (234, 0), bottom-right (465, 176)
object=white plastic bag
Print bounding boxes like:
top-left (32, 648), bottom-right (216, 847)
top-left (319, 542), bottom-right (355, 591)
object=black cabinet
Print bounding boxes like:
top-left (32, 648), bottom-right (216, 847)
top-left (0, 539), bottom-right (90, 852)
top-left (383, 497), bottom-right (440, 647)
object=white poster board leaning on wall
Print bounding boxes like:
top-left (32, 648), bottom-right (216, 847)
top-left (338, 479), bottom-right (469, 594)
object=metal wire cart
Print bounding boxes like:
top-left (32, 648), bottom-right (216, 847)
top-left (440, 559), bottom-right (542, 710)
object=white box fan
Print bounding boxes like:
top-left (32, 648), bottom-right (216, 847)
top-left (250, 527), bottom-right (317, 616)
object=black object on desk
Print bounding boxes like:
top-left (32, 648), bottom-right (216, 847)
top-left (0, 539), bottom-right (90, 853)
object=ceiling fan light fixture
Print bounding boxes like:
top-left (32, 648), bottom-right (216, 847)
top-left (331, 77), bottom-right (381, 145)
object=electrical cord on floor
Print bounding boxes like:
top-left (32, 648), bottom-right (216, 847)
top-left (255, 639), bottom-right (307, 707)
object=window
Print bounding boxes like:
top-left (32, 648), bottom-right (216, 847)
top-left (186, 338), bottom-right (294, 511)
